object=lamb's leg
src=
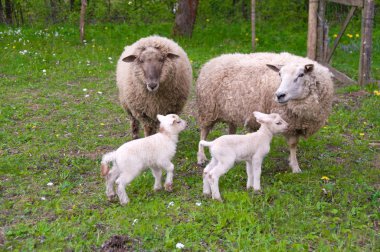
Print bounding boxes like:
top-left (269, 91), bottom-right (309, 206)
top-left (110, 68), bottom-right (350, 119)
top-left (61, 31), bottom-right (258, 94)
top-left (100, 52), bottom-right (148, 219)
top-left (228, 123), bottom-right (237, 134)
top-left (115, 172), bottom-right (138, 205)
top-left (286, 136), bottom-right (302, 173)
top-left (197, 125), bottom-right (212, 165)
top-left (151, 168), bottom-right (163, 191)
top-left (208, 159), bottom-right (233, 201)
top-left (162, 162), bottom-right (175, 192)
top-left (252, 155), bottom-right (263, 191)
top-left (105, 168), bottom-right (120, 201)
top-left (246, 161), bottom-right (254, 189)
top-left (203, 158), bottom-right (217, 196)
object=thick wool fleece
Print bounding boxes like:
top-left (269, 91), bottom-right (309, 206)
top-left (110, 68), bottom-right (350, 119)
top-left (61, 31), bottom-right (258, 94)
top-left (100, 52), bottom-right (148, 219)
top-left (117, 35), bottom-right (192, 131)
top-left (196, 52), bottom-right (334, 138)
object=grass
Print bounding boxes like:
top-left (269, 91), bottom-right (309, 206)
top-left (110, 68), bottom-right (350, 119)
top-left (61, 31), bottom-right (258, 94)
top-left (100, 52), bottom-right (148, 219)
top-left (0, 21), bottom-right (379, 251)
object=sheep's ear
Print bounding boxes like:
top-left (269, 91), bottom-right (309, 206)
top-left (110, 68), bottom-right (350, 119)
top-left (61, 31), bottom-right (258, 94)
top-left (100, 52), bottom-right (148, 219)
top-left (304, 64), bottom-right (314, 74)
top-left (157, 114), bottom-right (165, 122)
top-left (167, 53), bottom-right (179, 60)
top-left (266, 64), bottom-right (283, 72)
top-left (253, 111), bottom-right (269, 124)
top-left (122, 55), bottom-right (137, 63)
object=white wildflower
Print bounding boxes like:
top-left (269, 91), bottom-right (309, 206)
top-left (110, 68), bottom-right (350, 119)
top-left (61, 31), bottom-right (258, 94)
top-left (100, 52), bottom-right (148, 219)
top-left (167, 201), bottom-right (174, 208)
top-left (85, 94), bottom-right (90, 98)
top-left (47, 182), bottom-right (54, 186)
top-left (196, 202), bottom-right (202, 206)
top-left (176, 243), bottom-right (185, 249)
top-left (132, 219), bottom-right (138, 225)
top-left (41, 197), bottom-right (46, 201)
top-left (82, 88), bottom-right (88, 92)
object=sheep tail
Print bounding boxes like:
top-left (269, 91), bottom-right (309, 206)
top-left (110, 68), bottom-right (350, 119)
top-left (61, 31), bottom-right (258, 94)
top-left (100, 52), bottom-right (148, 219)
top-left (101, 151), bottom-right (116, 177)
top-left (199, 140), bottom-right (213, 148)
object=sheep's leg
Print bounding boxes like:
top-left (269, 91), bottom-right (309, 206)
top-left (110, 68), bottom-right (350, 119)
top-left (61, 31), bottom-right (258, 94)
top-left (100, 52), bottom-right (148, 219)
top-left (126, 110), bottom-right (140, 139)
top-left (252, 155), bottom-right (263, 191)
top-left (151, 168), bottom-right (163, 191)
top-left (143, 124), bottom-right (155, 137)
top-left (197, 125), bottom-right (212, 165)
top-left (246, 161), bottom-right (254, 189)
top-left (228, 123), bottom-right (237, 134)
top-left (105, 168), bottom-right (120, 201)
top-left (287, 136), bottom-right (302, 173)
top-left (115, 171), bottom-right (138, 205)
top-left (162, 162), bottom-right (175, 192)
top-left (203, 158), bottom-right (217, 196)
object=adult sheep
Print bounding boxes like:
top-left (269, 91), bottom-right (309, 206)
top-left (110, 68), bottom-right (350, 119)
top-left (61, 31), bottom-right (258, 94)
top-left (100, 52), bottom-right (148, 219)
top-left (116, 35), bottom-right (192, 139)
top-left (196, 52), bottom-right (334, 173)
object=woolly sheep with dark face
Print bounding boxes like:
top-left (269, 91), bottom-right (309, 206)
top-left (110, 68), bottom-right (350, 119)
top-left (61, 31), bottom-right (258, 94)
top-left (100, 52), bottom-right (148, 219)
top-left (196, 52), bottom-right (334, 173)
top-left (116, 35), bottom-right (192, 139)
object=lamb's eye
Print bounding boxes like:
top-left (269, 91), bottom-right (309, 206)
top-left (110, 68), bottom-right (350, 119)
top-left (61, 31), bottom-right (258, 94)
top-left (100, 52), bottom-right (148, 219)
top-left (176, 121), bottom-right (181, 124)
top-left (276, 122), bottom-right (282, 125)
top-left (298, 73), bottom-right (304, 78)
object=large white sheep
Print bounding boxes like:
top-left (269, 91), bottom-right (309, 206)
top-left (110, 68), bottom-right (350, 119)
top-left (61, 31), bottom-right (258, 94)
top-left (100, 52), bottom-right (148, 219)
top-left (196, 52), bottom-right (334, 173)
top-left (116, 35), bottom-right (192, 139)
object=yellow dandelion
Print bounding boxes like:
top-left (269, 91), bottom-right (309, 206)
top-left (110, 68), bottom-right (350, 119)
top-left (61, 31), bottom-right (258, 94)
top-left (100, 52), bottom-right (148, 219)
top-left (347, 33), bottom-right (353, 38)
top-left (333, 34), bottom-right (338, 38)
top-left (359, 133), bottom-right (365, 136)
top-left (255, 38), bottom-right (259, 42)
top-left (355, 33), bottom-right (359, 38)
top-left (13, 45), bottom-right (16, 49)
top-left (374, 90), bottom-right (380, 96)
top-left (321, 176), bottom-right (330, 181)
top-left (206, 19), bottom-right (210, 22)
top-left (100, 123), bottom-right (105, 126)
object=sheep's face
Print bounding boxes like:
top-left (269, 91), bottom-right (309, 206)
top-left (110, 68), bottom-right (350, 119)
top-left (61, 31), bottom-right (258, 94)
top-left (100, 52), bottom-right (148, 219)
top-left (267, 64), bottom-right (314, 104)
top-left (253, 112), bottom-right (288, 134)
top-left (123, 47), bottom-right (179, 92)
top-left (157, 114), bottom-right (187, 134)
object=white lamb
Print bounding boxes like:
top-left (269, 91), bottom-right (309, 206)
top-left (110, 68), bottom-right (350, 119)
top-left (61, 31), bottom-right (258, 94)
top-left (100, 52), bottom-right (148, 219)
top-left (200, 112), bottom-right (288, 201)
top-left (100, 114), bottom-right (187, 205)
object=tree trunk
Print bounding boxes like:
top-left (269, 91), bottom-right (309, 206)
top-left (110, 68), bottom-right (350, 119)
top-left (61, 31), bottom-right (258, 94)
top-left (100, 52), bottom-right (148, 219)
top-left (4, 0), bottom-right (12, 24)
top-left (0, 0), bottom-right (5, 23)
top-left (50, 0), bottom-right (58, 23)
top-left (172, 0), bottom-right (199, 37)
top-left (70, 0), bottom-right (75, 11)
top-left (80, 0), bottom-right (87, 43)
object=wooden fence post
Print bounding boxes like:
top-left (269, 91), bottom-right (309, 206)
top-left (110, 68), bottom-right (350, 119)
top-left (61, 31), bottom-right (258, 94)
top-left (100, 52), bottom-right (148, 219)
top-left (307, 0), bottom-right (319, 60)
top-left (251, 0), bottom-right (256, 50)
top-left (358, 0), bottom-right (374, 86)
top-left (80, 0), bottom-right (87, 43)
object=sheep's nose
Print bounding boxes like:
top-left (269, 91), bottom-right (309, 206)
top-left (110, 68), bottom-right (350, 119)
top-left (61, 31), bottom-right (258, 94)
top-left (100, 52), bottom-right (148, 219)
top-left (276, 93), bottom-right (286, 102)
top-left (147, 82), bottom-right (158, 91)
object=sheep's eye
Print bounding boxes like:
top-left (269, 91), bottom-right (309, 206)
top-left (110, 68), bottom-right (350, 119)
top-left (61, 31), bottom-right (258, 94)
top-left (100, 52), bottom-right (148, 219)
top-left (298, 73), bottom-right (304, 78)
top-left (278, 73), bottom-right (281, 77)
top-left (276, 122), bottom-right (282, 125)
top-left (176, 121), bottom-right (181, 124)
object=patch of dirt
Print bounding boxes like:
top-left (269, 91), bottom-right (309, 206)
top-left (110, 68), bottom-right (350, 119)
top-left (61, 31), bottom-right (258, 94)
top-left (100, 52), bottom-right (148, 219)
top-left (333, 90), bottom-right (370, 110)
top-left (100, 235), bottom-right (143, 252)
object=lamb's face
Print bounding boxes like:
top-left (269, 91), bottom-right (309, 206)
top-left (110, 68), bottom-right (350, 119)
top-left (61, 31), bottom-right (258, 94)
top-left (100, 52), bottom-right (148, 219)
top-left (253, 112), bottom-right (288, 134)
top-left (268, 64), bottom-right (314, 104)
top-left (157, 114), bottom-right (187, 134)
top-left (122, 47), bottom-right (179, 92)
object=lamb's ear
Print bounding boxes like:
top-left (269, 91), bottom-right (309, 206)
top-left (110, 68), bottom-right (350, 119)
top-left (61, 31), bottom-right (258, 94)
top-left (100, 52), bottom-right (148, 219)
top-left (122, 55), bottom-right (137, 63)
top-left (167, 53), bottom-right (179, 60)
top-left (253, 111), bottom-right (269, 124)
top-left (304, 64), bottom-right (314, 74)
top-left (157, 114), bottom-right (165, 122)
top-left (266, 64), bottom-right (283, 72)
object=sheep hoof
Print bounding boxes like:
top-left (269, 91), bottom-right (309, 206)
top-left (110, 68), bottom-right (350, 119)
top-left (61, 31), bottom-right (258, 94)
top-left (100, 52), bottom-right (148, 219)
top-left (120, 199), bottom-right (130, 206)
top-left (154, 186), bottom-right (162, 192)
top-left (164, 183), bottom-right (173, 192)
top-left (203, 192), bottom-right (211, 197)
top-left (107, 194), bottom-right (117, 202)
